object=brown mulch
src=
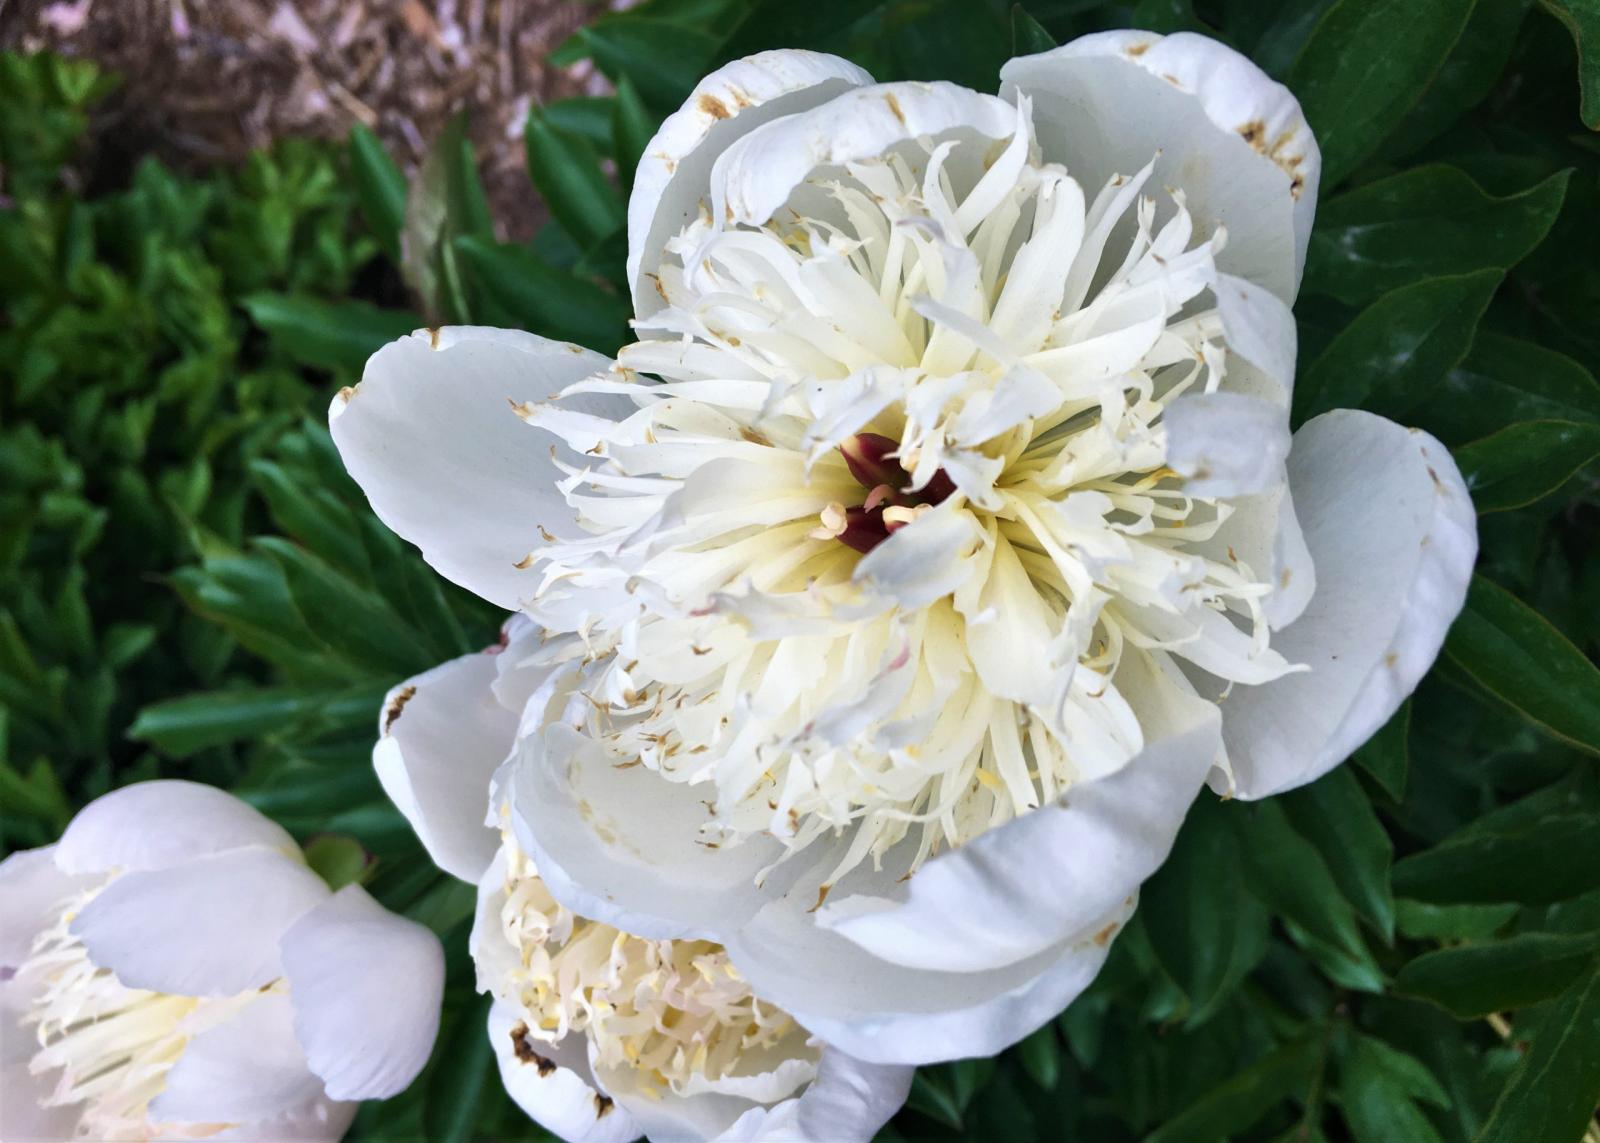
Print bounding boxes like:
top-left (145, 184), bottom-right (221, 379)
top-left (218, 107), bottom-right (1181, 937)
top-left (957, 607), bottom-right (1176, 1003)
top-left (2, 0), bottom-right (613, 237)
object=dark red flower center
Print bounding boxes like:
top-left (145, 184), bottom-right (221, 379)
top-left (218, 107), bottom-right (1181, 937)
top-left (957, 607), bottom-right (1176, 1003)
top-left (833, 433), bottom-right (955, 554)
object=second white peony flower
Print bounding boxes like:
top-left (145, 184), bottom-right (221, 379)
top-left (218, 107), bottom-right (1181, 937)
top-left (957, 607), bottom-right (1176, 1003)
top-left (332, 26), bottom-right (1476, 1089)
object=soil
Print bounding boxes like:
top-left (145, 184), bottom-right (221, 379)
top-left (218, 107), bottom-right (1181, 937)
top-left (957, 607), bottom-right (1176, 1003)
top-left (1, 0), bottom-right (611, 237)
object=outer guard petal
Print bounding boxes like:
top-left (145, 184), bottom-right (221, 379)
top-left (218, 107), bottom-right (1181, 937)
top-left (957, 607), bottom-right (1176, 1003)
top-left (281, 885), bottom-right (445, 1101)
top-left (629, 50), bottom-right (874, 318)
top-left (375, 648), bottom-right (517, 883)
top-left (54, 780), bottom-right (297, 876)
top-left (487, 1000), bottom-right (642, 1143)
top-left (329, 327), bottom-right (620, 611)
top-left (70, 848), bottom-right (328, 997)
top-left (1218, 411), bottom-right (1476, 798)
top-left (1003, 31), bottom-right (1321, 303)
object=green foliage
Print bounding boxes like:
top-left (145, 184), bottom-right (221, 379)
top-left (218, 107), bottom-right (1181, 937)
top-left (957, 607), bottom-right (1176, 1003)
top-left (6, 0), bottom-right (1600, 1135)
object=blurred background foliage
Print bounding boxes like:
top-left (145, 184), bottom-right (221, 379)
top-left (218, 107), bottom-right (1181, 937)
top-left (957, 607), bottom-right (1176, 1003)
top-left (2, 0), bottom-right (1599, 1140)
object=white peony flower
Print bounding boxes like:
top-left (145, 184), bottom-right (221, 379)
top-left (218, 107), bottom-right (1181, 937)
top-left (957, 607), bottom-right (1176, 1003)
top-left (377, 630), bottom-right (911, 1143)
top-left (332, 33), bottom-right (1476, 1068)
top-left (0, 781), bottom-right (444, 1142)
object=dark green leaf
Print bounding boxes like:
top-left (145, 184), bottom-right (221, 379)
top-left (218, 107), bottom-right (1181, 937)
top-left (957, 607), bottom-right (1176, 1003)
top-left (1379, 0), bottom-right (1536, 157)
top-left (572, 20), bottom-right (721, 109)
top-left (1454, 419), bottom-right (1600, 512)
top-left (1477, 961), bottom-right (1600, 1143)
top-left (1541, 0), bottom-right (1600, 127)
top-left (454, 235), bottom-right (630, 352)
top-left (129, 685), bottom-right (382, 758)
top-left (1288, 0), bottom-right (1475, 183)
top-left (1339, 1034), bottom-right (1448, 1143)
top-left (1393, 814), bottom-right (1600, 904)
top-left (612, 77), bottom-right (654, 192)
top-left (1145, 1038), bottom-right (1321, 1143)
top-left (525, 107), bottom-right (625, 251)
top-left (1352, 699), bottom-right (1410, 802)
top-left (1396, 900), bottom-right (1520, 940)
top-left (1280, 766), bottom-right (1396, 941)
top-left (421, 994), bottom-right (498, 1143)
top-left (1017, 1024), bottom-right (1062, 1090)
top-left (241, 293), bottom-right (416, 374)
top-left (1294, 269), bottom-right (1501, 424)
top-left (1143, 798), bottom-right (1272, 1023)
top-left (348, 124), bottom-right (407, 263)
top-left (1011, 5), bottom-right (1059, 54)
top-left (1239, 802), bottom-right (1385, 991)
top-left (1395, 931), bottom-right (1600, 1018)
top-left (1444, 574), bottom-right (1600, 755)
top-left (1304, 166), bottom-right (1568, 306)
top-left (1432, 332), bottom-right (1600, 446)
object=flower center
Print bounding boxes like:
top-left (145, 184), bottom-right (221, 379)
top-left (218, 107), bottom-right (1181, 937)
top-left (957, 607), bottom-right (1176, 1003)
top-left (492, 837), bottom-right (814, 1097)
top-left (812, 433), bottom-right (955, 553)
top-left (18, 882), bottom-right (257, 1140)
top-left (517, 111), bottom-right (1298, 889)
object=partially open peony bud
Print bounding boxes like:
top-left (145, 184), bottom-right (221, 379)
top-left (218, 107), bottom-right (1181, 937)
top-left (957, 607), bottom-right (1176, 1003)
top-left (374, 629), bottom-right (912, 1143)
top-left (0, 781), bottom-right (444, 1142)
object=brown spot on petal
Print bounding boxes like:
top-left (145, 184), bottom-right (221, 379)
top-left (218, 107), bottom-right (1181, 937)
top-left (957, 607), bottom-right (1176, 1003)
top-left (336, 385), bottom-right (357, 404)
top-left (1280, 567), bottom-right (1292, 588)
top-left (698, 93), bottom-right (731, 120)
top-left (1290, 173), bottom-right (1305, 200)
top-left (1385, 652), bottom-right (1399, 668)
top-left (883, 91), bottom-right (906, 125)
top-left (1162, 73), bottom-right (1181, 86)
top-left (1238, 120), bottom-right (1267, 151)
top-left (595, 1094), bottom-right (616, 1118)
top-left (383, 686), bottom-right (417, 733)
top-left (1093, 922), bottom-right (1119, 947)
top-left (808, 883), bottom-right (832, 913)
top-left (508, 1023), bottom-right (558, 1076)
top-left (427, 327), bottom-right (441, 349)
top-left (1126, 41), bottom-right (1151, 57)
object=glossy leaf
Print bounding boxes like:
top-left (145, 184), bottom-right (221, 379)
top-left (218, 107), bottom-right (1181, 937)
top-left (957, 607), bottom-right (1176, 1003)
top-left (241, 293), bottom-right (416, 374)
top-left (347, 124), bottom-right (407, 263)
top-left (1394, 931), bottom-right (1600, 1017)
top-left (525, 107), bottom-right (625, 251)
top-left (1144, 1038), bottom-right (1321, 1143)
top-left (1280, 766), bottom-right (1396, 941)
top-left (1478, 961), bottom-right (1600, 1143)
top-left (453, 235), bottom-right (630, 353)
top-left (1453, 419), bottom-right (1600, 512)
top-left (1304, 166), bottom-right (1568, 306)
top-left (1432, 332), bottom-right (1600, 446)
top-left (1444, 575), bottom-right (1600, 756)
top-left (1338, 1034), bottom-right (1448, 1143)
top-left (1542, 0), bottom-right (1600, 127)
top-left (1293, 269), bottom-right (1501, 424)
top-left (1143, 798), bottom-right (1272, 1024)
top-left (1393, 813), bottom-right (1600, 904)
top-left (1288, 0), bottom-right (1475, 183)
top-left (1352, 699), bottom-right (1411, 802)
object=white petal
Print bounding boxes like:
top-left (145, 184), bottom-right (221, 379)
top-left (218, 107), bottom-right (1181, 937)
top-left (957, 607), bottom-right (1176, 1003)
top-left (1195, 483), bottom-right (1316, 630)
top-left (375, 648), bottom-right (517, 883)
top-left (487, 1000), bottom-right (642, 1143)
top-left (54, 779), bottom-right (297, 876)
top-left (598, 1064), bottom-right (752, 1143)
top-left (509, 725), bottom-right (797, 941)
top-left (329, 327), bottom-right (622, 611)
top-left (1216, 271), bottom-right (1297, 406)
top-left (150, 993), bottom-right (323, 1123)
top-left (2, 969), bottom-right (82, 1139)
top-left (1219, 411), bottom-right (1476, 798)
top-left (211, 1097), bottom-right (358, 1142)
top-left (71, 848), bottom-right (328, 996)
top-left (710, 81), bottom-right (1019, 230)
top-left (818, 654), bottom-right (1218, 973)
top-left (1163, 392), bottom-right (1290, 498)
top-left (714, 1051), bottom-right (912, 1143)
top-left (629, 50), bottom-right (874, 317)
top-left (727, 894), bottom-right (1133, 1066)
top-left (0, 845), bottom-right (94, 972)
top-left (1003, 31), bottom-right (1321, 302)
top-left (281, 884), bottom-right (444, 1101)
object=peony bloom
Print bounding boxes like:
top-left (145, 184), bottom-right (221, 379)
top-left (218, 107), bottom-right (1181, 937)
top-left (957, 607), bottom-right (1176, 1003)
top-left (0, 781), bottom-right (444, 1141)
top-left (333, 33), bottom-right (1476, 1068)
top-left (378, 625), bottom-right (912, 1142)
